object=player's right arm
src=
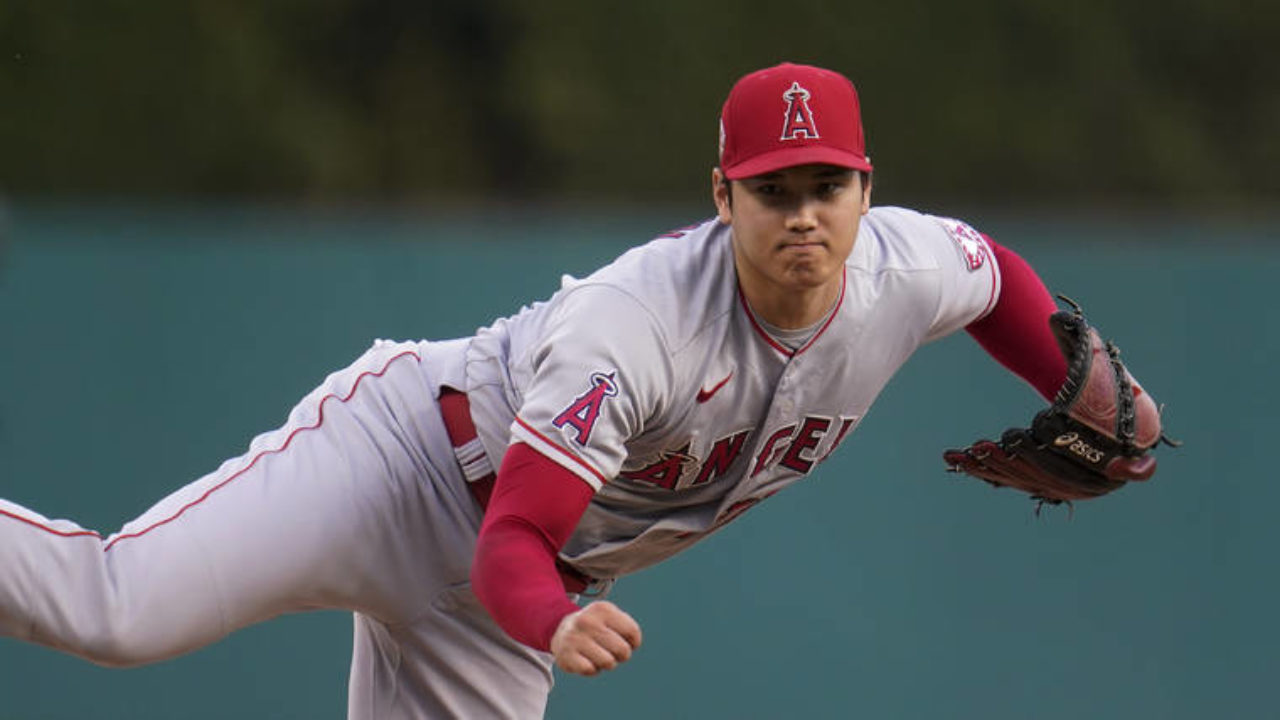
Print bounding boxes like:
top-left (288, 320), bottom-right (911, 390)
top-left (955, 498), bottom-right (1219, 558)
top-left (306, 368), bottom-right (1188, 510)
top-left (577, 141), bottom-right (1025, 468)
top-left (472, 283), bottom-right (668, 673)
top-left (470, 442), bottom-right (642, 675)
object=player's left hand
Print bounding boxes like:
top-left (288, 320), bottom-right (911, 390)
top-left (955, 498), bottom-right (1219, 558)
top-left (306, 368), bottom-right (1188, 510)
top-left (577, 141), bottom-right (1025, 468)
top-left (550, 601), bottom-right (643, 676)
top-left (944, 301), bottom-right (1177, 505)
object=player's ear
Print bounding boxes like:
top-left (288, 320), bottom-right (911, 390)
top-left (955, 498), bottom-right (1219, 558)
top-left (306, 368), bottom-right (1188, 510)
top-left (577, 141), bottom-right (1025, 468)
top-left (860, 171), bottom-right (873, 215)
top-left (712, 168), bottom-right (732, 224)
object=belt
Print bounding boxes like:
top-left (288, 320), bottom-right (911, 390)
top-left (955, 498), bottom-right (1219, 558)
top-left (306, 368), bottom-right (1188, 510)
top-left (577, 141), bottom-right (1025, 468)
top-left (438, 387), bottom-right (597, 594)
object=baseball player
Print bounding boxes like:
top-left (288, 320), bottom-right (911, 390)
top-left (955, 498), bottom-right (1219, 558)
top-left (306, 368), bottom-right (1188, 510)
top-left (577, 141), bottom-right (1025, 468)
top-left (0, 62), bottom-right (1166, 718)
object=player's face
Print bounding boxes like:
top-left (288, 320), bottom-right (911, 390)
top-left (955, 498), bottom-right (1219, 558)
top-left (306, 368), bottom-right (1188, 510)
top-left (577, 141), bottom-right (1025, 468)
top-left (713, 164), bottom-right (871, 324)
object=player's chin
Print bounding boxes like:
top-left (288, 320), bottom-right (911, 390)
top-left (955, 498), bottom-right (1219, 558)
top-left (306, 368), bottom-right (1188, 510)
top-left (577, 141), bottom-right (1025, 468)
top-left (777, 258), bottom-right (838, 285)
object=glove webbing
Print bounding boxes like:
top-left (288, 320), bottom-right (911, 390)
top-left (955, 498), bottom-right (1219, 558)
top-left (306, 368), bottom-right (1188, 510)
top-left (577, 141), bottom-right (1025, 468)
top-left (1052, 298), bottom-right (1138, 453)
top-left (1106, 340), bottom-right (1137, 446)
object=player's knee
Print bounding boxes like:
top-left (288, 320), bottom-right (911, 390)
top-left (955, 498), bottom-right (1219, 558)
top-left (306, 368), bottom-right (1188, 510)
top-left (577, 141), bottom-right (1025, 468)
top-left (72, 627), bottom-right (172, 668)
top-left (76, 641), bottom-right (152, 668)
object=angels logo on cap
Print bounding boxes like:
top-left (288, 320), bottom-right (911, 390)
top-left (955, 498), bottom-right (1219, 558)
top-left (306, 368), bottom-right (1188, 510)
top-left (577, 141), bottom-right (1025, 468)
top-left (779, 82), bottom-right (819, 141)
top-left (719, 62), bottom-right (873, 180)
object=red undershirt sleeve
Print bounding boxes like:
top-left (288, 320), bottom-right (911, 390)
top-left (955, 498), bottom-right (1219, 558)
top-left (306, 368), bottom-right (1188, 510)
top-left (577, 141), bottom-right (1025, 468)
top-left (470, 441), bottom-right (596, 652)
top-left (965, 238), bottom-right (1068, 401)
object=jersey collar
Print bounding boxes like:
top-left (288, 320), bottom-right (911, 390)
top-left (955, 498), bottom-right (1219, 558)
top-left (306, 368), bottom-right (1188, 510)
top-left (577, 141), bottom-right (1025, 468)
top-left (737, 266), bottom-right (847, 358)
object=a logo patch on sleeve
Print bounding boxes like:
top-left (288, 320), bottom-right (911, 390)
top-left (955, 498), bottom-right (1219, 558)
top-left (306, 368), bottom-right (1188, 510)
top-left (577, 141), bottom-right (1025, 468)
top-left (941, 218), bottom-right (988, 272)
top-left (552, 371), bottom-right (619, 445)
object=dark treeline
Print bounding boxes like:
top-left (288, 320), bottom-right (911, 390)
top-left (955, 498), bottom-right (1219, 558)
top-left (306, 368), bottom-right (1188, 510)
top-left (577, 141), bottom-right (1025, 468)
top-left (1, 0), bottom-right (1275, 210)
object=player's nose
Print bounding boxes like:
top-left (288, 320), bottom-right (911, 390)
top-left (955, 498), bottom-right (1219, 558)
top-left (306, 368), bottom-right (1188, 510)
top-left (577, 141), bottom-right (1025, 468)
top-left (784, 201), bottom-right (819, 232)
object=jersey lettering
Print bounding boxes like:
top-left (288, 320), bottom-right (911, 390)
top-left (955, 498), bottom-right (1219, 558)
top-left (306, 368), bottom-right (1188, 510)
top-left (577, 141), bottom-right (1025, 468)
top-left (751, 424), bottom-right (797, 477)
top-left (817, 416), bottom-right (859, 464)
top-left (552, 371), bottom-right (619, 446)
top-left (620, 444), bottom-right (695, 490)
top-left (692, 429), bottom-right (752, 486)
top-left (779, 82), bottom-right (819, 141)
top-left (748, 414), bottom-right (858, 478)
top-left (620, 415), bottom-right (853, 491)
top-left (779, 416), bottom-right (832, 473)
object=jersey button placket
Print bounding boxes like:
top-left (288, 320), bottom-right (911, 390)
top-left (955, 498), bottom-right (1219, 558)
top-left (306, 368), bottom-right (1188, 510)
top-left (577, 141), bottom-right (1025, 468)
top-left (777, 360), bottom-right (799, 415)
top-left (778, 358), bottom-right (798, 415)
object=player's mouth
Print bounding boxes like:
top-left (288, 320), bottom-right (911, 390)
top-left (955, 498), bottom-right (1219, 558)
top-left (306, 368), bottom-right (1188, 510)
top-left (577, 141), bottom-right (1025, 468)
top-left (778, 239), bottom-right (826, 252)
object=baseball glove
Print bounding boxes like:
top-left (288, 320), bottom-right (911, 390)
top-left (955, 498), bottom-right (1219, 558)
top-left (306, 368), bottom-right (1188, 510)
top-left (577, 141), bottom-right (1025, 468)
top-left (943, 299), bottom-right (1176, 506)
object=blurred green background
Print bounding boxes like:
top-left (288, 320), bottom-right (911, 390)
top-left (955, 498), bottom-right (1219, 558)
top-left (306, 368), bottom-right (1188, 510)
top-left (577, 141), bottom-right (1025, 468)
top-left (2, 0), bottom-right (1277, 211)
top-left (0, 1), bottom-right (1276, 719)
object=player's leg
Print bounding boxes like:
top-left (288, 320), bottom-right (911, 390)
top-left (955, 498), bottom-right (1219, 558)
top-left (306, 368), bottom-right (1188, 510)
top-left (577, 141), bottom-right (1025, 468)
top-left (348, 595), bottom-right (555, 719)
top-left (0, 338), bottom-right (558, 717)
top-left (0, 340), bottom-right (473, 665)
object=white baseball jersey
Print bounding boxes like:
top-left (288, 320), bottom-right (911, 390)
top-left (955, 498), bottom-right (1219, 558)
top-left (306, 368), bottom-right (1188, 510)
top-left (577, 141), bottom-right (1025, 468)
top-left (0, 204), bottom-right (998, 719)
top-left (443, 205), bottom-right (1000, 580)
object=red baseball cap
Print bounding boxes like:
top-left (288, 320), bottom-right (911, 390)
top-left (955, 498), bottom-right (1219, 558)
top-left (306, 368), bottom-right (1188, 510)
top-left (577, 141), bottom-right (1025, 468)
top-left (718, 62), bottom-right (873, 180)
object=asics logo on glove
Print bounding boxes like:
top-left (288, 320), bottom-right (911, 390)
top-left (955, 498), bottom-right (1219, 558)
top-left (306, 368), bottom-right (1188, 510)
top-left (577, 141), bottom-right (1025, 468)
top-left (1053, 432), bottom-right (1105, 464)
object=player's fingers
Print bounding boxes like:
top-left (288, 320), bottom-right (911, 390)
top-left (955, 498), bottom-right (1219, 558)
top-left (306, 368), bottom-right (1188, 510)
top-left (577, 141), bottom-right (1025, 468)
top-left (586, 641), bottom-right (624, 671)
top-left (556, 650), bottom-right (601, 677)
top-left (583, 601), bottom-right (641, 638)
top-left (578, 603), bottom-right (641, 653)
top-left (604, 609), bottom-right (643, 650)
top-left (568, 640), bottom-right (622, 674)
top-left (589, 627), bottom-right (635, 665)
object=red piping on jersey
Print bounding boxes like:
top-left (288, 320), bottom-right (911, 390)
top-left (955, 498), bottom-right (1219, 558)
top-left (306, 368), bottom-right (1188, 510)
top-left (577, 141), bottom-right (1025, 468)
top-left (80, 350), bottom-right (421, 552)
top-left (979, 233), bottom-right (1000, 318)
top-left (513, 416), bottom-right (609, 486)
top-left (738, 266), bottom-right (847, 357)
top-left (0, 509), bottom-right (100, 540)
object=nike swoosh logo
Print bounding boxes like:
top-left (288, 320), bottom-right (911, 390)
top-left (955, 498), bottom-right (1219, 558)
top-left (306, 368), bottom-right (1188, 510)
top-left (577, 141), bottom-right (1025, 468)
top-left (696, 371), bottom-right (734, 403)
